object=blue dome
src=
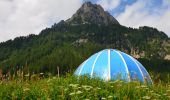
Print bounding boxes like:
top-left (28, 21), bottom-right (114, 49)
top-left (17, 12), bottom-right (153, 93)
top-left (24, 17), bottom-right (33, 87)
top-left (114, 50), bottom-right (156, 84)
top-left (74, 49), bottom-right (152, 84)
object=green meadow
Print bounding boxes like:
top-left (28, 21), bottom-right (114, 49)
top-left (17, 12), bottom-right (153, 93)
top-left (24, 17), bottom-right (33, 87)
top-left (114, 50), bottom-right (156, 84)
top-left (0, 74), bottom-right (169, 100)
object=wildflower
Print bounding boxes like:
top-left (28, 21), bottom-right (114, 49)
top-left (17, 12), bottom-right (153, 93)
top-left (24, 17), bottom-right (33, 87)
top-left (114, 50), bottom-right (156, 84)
top-left (135, 86), bottom-right (140, 89)
top-left (82, 85), bottom-right (92, 91)
top-left (23, 88), bottom-right (30, 92)
top-left (47, 98), bottom-right (52, 100)
top-left (118, 80), bottom-right (123, 83)
top-left (141, 85), bottom-right (147, 88)
top-left (117, 84), bottom-right (122, 87)
top-left (101, 97), bottom-right (106, 100)
top-left (97, 87), bottom-right (101, 90)
top-left (82, 85), bottom-right (86, 88)
top-left (86, 85), bottom-right (93, 88)
top-left (110, 80), bottom-right (119, 84)
top-left (24, 74), bottom-right (29, 77)
top-left (85, 88), bottom-right (90, 91)
top-left (109, 81), bottom-right (117, 84)
top-left (69, 92), bottom-right (75, 96)
top-left (76, 90), bottom-right (82, 94)
top-left (69, 84), bottom-right (79, 88)
top-left (69, 84), bottom-right (74, 87)
top-left (108, 82), bottom-right (114, 84)
top-left (52, 77), bottom-right (56, 79)
top-left (149, 90), bottom-right (154, 93)
top-left (142, 96), bottom-right (151, 100)
top-left (47, 79), bottom-right (51, 83)
top-left (74, 84), bottom-right (79, 87)
top-left (64, 88), bottom-right (68, 91)
top-left (155, 94), bottom-right (161, 97)
top-left (108, 95), bottom-right (113, 98)
top-left (167, 90), bottom-right (170, 92)
top-left (58, 86), bottom-right (64, 88)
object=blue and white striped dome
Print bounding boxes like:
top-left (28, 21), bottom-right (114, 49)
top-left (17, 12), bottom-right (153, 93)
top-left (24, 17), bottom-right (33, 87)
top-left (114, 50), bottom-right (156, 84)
top-left (74, 49), bottom-right (152, 84)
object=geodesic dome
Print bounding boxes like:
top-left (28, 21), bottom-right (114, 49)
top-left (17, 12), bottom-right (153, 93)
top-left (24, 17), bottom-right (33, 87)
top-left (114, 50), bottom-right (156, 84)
top-left (74, 49), bottom-right (152, 84)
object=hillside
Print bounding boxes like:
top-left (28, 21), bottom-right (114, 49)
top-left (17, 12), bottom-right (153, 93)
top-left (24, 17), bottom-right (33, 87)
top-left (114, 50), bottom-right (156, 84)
top-left (0, 2), bottom-right (170, 76)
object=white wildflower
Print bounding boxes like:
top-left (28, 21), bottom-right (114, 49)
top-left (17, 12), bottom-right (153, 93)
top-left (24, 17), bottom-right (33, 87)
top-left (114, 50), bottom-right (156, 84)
top-left (23, 88), bottom-right (30, 92)
top-left (140, 85), bottom-right (147, 88)
top-left (142, 96), bottom-right (151, 100)
top-left (108, 95), bottom-right (113, 98)
top-left (69, 92), bottom-right (75, 96)
top-left (97, 87), bottom-right (101, 90)
top-left (76, 90), bottom-right (82, 94)
top-left (135, 86), bottom-right (140, 89)
top-left (167, 90), bottom-right (170, 92)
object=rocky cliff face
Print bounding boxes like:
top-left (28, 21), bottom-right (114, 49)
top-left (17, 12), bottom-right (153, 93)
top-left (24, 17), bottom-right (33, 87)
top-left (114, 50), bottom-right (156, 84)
top-left (66, 2), bottom-right (119, 25)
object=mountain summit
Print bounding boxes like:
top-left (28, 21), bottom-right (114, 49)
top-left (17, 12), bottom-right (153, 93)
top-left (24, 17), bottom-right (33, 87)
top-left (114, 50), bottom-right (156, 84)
top-left (66, 2), bottom-right (119, 25)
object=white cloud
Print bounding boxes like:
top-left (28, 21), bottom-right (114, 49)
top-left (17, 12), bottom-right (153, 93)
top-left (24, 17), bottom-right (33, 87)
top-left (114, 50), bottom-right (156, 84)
top-left (0, 0), bottom-right (82, 42)
top-left (97, 0), bottom-right (121, 11)
top-left (0, 0), bottom-right (170, 42)
top-left (117, 0), bottom-right (170, 36)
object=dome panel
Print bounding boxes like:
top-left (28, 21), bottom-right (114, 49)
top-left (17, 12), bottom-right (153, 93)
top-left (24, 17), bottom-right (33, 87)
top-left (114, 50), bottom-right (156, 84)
top-left (135, 60), bottom-right (153, 84)
top-left (110, 50), bottom-right (129, 81)
top-left (120, 52), bottom-right (144, 82)
top-left (74, 63), bottom-right (83, 75)
top-left (92, 50), bottom-right (109, 80)
top-left (80, 53), bottom-right (98, 76)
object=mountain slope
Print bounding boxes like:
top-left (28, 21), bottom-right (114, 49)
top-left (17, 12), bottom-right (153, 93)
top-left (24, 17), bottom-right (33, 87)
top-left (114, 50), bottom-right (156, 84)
top-left (0, 2), bottom-right (169, 75)
top-left (66, 2), bottom-right (119, 25)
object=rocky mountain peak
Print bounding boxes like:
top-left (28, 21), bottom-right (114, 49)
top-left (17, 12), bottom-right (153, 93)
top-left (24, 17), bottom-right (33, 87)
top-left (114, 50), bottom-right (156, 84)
top-left (66, 2), bottom-right (120, 25)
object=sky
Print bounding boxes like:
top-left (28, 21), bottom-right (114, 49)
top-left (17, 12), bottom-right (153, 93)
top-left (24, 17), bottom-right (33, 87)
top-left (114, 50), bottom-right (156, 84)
top-left (0, 0), bottom-right (170, 42)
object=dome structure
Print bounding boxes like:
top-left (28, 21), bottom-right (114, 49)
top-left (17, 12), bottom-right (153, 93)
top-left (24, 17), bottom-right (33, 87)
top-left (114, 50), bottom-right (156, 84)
top-left (74, 49), bottom-right (152, 84)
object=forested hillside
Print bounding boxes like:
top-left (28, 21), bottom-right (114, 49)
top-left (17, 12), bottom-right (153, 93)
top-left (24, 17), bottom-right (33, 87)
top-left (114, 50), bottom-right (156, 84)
top-left (0, 2), bottom-right (169, 77)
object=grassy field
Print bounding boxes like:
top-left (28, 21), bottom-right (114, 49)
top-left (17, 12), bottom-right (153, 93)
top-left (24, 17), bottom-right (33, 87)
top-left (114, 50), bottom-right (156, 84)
top-left (0, 75), bottom-right (170, 100)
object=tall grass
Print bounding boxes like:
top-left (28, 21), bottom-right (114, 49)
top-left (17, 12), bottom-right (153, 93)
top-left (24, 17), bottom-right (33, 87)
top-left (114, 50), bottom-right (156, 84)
top-left (0, 75), bottom-right (169, 100)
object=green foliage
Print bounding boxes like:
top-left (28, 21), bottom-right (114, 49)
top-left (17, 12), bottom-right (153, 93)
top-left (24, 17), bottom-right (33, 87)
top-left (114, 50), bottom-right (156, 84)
top-left (0, 23), bottom-right (169, 76)
top-left (0, 76), bottom-right (169, 100)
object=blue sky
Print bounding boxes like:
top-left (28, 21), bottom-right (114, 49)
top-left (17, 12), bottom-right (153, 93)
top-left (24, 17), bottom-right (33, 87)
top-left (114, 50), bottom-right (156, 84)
top-left (90, 0), bottom-right (137, 16)
top-left (0, 0), bottom-right (170, 42)
top-left (91, 0), bottom-right (170, 37)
